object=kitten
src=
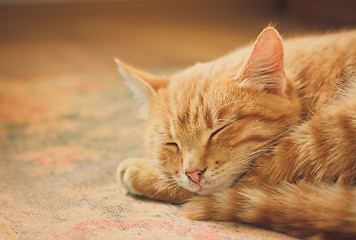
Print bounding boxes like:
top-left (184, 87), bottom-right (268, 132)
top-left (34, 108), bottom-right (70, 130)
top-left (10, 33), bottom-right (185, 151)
top-left (116, 27), bottom-right (356, 239)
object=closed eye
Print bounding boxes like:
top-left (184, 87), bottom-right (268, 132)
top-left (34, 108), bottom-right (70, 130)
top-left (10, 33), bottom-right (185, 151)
top-left (209, 124), bottom-right (229, 141)
top-left (165, 142), bottom-right (179, 151)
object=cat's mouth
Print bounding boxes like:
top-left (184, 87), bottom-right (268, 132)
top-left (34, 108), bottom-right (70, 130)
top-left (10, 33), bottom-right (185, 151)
top-left (177, 171), bottom-right (240, 195)
top-left (193, 172), bottom-right (246, 195)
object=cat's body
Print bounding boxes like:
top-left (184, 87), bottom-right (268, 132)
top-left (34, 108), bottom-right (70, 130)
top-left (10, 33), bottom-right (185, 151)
top-left (116, 28), bottom-right (356, 239)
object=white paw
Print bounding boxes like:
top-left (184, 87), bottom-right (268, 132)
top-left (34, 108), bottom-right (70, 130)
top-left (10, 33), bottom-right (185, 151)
top-left (116, 158), bottom-right (142, 195)
top-left (116, 158), bottom-right (146, 195)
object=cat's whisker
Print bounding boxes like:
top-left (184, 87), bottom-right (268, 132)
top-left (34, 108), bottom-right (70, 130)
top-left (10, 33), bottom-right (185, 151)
top-left (167, 184), bottom-right (179, 197)
top-left (144, 175), bottom-right (168, 180)
top-left (146, 178), bottom-right (173, 187)
top-left (142, 175), bottom-right (175, 193)
top-left (147, 180), bottom-right (172, 194)
top-left (151, 176), bottom-right (174, 185)
top-left (151, 180), bottom-right (178, 198)
top-left (170, 185), bottom-right (184, 199)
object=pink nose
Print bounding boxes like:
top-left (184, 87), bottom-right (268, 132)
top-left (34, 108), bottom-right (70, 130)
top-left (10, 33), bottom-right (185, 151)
top-left (185, 169), bottom-right (205, 184)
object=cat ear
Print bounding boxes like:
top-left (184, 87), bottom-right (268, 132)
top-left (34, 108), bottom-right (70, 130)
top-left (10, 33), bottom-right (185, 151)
top-left (238, 27), bottom-right (286, 95)
top-left (114, 58), bottom-right (168, 117)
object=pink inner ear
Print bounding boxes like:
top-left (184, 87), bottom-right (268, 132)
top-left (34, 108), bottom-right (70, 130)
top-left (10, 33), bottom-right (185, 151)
top-left (240, 27), bottom-right (286, 94)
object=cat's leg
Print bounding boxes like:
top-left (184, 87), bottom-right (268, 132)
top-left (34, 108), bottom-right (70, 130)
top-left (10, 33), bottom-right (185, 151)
top-left (117, 158), bottom-right (193, 204)
top-left (181, 182), bottom-right (356, 238)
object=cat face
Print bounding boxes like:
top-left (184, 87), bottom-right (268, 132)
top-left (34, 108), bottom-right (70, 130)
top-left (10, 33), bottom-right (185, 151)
top-left (116, 27), bottom-right (300, 195)
top-left (146, 69), bottom-right (298, 195)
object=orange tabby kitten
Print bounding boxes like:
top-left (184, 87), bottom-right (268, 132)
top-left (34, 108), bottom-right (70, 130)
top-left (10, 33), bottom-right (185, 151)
top-left (116, 27), bottom-right (356, 239)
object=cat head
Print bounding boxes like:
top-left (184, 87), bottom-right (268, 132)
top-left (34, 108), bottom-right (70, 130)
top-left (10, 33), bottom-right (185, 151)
top-left (116, 27), bottom-right (300, 195)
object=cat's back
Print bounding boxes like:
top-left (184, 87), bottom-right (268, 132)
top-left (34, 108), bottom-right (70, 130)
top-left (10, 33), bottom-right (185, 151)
top-left (284, 29), bottom-right (356, 77)
top-left (282, 29), bottom-right (356, 112)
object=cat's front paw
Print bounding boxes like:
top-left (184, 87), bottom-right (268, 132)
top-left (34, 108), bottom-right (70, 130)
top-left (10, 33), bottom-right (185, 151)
top-left (117, 158), bottom-right (194, 204)
top-left (117, 158), bottom-right (148, 195)
top-left (180, 195), bottom-right (215, 220)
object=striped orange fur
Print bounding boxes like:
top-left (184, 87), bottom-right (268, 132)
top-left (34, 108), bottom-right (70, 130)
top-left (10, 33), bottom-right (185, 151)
top-left (116, 27), bottom-right (356, 239)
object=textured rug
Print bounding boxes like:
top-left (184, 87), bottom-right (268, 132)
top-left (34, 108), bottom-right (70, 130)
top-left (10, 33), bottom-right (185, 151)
top-left (0, 75), bottom-right (295, 239)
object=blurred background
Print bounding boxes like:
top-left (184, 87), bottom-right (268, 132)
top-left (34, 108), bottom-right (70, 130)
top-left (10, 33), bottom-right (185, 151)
top-left (1, 0), bottom-right (355, 80)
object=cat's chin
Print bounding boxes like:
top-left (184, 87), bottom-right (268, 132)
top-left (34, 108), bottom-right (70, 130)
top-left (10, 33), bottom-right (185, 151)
top-left (196, 187), bottom-right (216, 195)
top-left (182, 180), bottom-right (234, 195)
top-left (196, 183), bottom-right (230, 195)
top-left (183, 185), bottom-right (217, 195)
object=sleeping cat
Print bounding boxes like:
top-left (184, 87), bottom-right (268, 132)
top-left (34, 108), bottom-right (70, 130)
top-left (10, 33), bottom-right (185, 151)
top-left (116, 27), bottom-right (356, 239)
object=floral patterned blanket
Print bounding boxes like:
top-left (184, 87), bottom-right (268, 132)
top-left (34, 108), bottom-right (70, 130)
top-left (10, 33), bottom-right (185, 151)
top-left (0, 75), bottom-right (294, 240)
